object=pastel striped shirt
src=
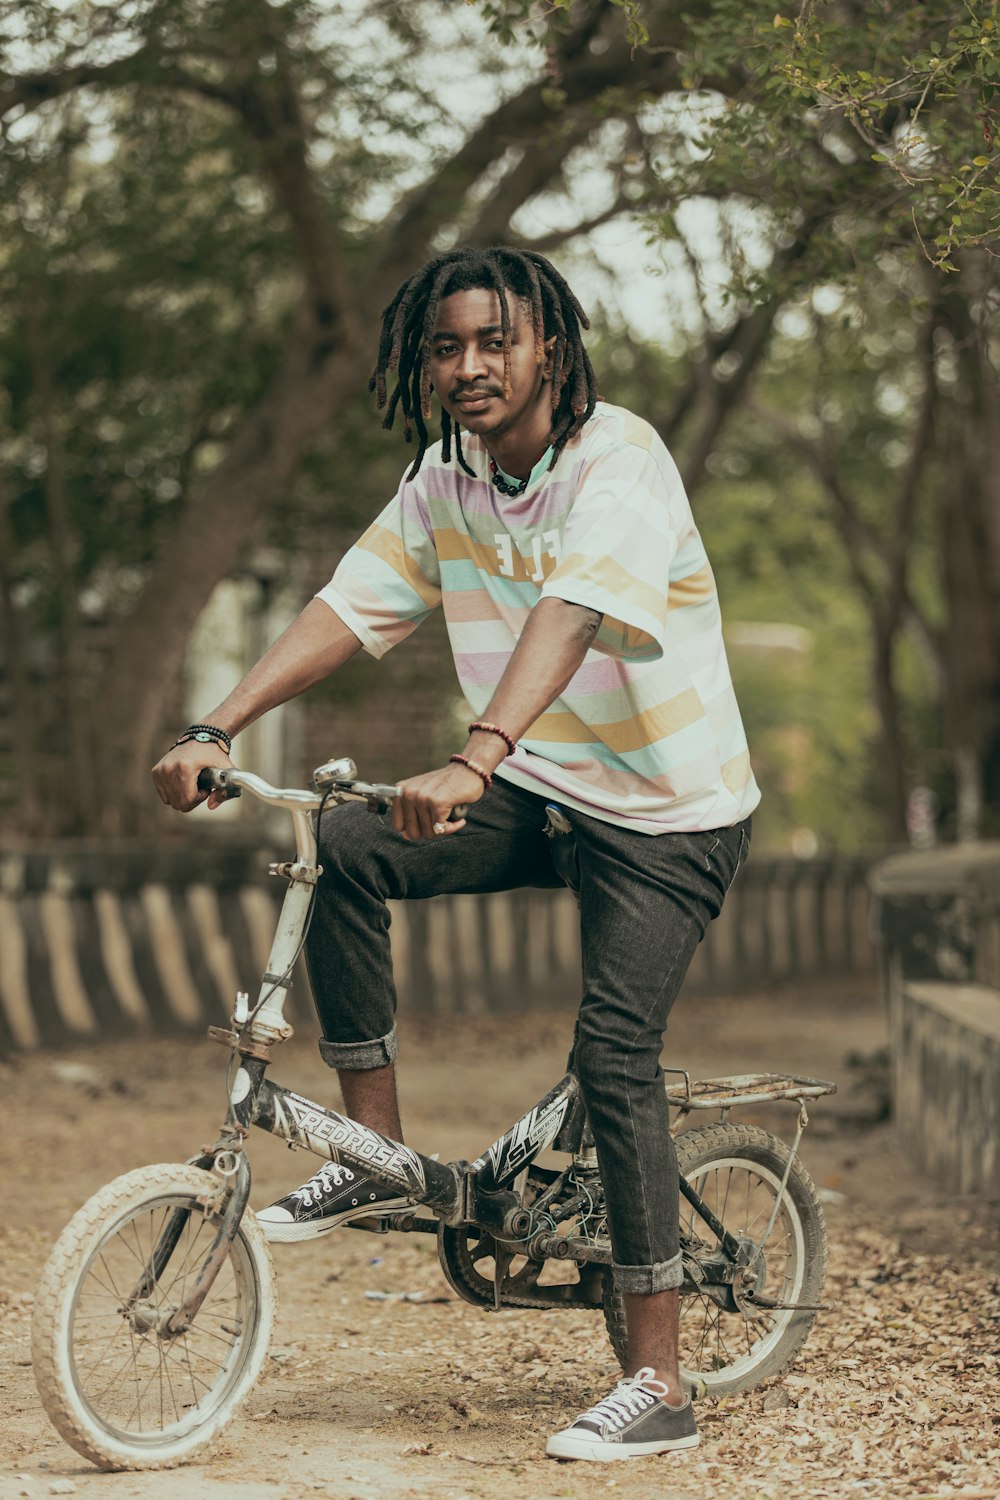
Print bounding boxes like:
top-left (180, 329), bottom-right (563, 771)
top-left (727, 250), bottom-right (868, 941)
top-left (317, 402), bottom-right (760, 833)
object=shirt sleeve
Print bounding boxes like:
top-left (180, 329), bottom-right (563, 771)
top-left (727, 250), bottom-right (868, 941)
top-left (315, 474), bottom-right (441, 659)
top-left (539, 435), bottom-right (679, 661)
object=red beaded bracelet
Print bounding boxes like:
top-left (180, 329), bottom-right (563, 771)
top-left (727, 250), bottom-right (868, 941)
top-left (449, 753), bottom-right (493, 790)
top-left (468, 720), bottom-right (517, 757)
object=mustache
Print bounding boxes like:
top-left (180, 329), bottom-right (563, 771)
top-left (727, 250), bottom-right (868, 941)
top-left (449, 383), bottom-right (503, 400)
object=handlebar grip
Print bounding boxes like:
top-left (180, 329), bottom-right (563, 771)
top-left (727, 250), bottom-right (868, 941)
top-left (197, 767), bottom-right (241, 800)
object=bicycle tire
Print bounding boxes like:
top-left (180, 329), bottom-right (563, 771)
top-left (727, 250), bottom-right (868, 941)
top-left (602, 1122), bottom-right (827, 1396)
top-left (32, 1163), bottom-right (276, 1470)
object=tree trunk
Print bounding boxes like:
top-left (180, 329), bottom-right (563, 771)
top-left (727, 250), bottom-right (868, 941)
top-left (0, 473), bottom-right (43, 834)
top-left (870, 615), bottom-right (909, 842)
top-left (936, 259), bottom-right (1000, 837)
top-left (25, 290), bottom-right (97, 832)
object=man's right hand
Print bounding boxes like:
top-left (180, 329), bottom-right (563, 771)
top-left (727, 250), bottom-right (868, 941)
top-left (152, 739), bottom-right (233, 812)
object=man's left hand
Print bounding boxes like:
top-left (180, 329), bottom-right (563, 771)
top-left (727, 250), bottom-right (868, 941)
top-left (392, 762), bottom-right (485, 841)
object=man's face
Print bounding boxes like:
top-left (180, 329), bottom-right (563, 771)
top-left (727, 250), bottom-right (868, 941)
top-left (427, 286), bottom-right (553, 443)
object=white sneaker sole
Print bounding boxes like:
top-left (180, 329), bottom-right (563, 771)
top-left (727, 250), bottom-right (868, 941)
top-left (546, 1431), bottom-right (700, 1462)
top-left (256, 1197), bottom-right (414, 1244)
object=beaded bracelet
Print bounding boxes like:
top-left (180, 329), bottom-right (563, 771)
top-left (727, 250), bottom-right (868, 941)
top-left (171, 731), bottom-right (230, 754)
top-left (449, 753), bottom-right (493, 791)
top-left (183, 722), bottom-right (233, 752)
top-left (468, 720), bottom-right (517, 757)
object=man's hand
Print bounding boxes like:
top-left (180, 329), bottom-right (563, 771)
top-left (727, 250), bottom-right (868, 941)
top-left (392, 761), bottom-right (485, 841)
top-left (152, 739), bottom-right (233, 812)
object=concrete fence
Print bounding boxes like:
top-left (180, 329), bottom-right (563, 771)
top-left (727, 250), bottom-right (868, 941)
top-left (869, 843), bottom-right (1000, 1196)
top-left (0, 843), bottom-right (878, 1054)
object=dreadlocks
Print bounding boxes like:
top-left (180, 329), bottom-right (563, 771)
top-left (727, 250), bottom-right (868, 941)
top-left (369, 246), bottom-right (598, 481)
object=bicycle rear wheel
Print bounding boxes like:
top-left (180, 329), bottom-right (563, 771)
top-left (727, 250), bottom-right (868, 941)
top-left (32, 1163), bottom-right (276, 1470)
top-left (603, 1122), bottom-right (827, 1396)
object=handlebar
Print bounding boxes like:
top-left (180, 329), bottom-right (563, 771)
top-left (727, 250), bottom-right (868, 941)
top-left (196, 765), bottom-right (467, 821)
top-left (197, 766), bottom-right (394, 813)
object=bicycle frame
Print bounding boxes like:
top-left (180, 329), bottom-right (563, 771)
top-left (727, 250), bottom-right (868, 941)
top-left (228, 1061), bottom-right (586, 1233)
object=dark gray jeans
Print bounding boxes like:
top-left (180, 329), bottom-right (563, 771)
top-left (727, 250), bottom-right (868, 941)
top-left (305, 776), bottom-right (750, 1294)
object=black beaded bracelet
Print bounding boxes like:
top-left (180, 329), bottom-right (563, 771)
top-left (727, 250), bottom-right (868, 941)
top-left (171, 732), bottom-right (229, 754)
top-left (183, 723), bottom-right (232, 752)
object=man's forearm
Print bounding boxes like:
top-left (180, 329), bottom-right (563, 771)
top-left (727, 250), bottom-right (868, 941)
top-left (463, 597), bottom-right (602, 772)
top-left (201, 599), bottom-right (364, 739)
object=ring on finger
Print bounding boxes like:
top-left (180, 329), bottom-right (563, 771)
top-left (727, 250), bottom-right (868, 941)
top-left (432, 822), bottom-right (446, 835)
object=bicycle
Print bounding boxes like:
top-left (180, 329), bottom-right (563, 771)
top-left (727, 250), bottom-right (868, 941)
top-left (31, 757), bottom-right (836, 1471)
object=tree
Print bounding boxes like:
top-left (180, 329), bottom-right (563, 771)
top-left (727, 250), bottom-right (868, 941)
top-left (623, 0), bottom-right (1000, 837)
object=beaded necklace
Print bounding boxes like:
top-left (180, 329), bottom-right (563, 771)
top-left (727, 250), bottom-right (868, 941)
top-left (488, 458), bottom-right (529, 497)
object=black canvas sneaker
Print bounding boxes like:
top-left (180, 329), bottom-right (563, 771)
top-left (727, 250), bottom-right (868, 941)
top-left (256, 1159), bottom-right (414, 1243)
top-left (546, 1367), bottom-right (699, 1462)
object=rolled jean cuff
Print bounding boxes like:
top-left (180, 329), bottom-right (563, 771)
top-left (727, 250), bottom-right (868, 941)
top-left (318, 1028), bottom-right (398, 1071)
top-left (612, 1250), bottom-right (683, 1294)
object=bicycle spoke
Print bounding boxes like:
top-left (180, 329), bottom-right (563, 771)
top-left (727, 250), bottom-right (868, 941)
top-left (161, 1337), bottom-right (182, 1427)
top-left (160, 1335), bottom-right (231, 1378)
top-left (181, 1321), bottom-right (242, 1353)
top-left (83, 1337), bottom-right (148, 1407)
top-left (86, 1259), bottom-right (124, 1303)
top-left (77, 1325), bottom-right (137, 1389)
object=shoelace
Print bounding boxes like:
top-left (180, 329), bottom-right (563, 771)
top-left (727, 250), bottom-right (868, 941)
top-left (292, 1160), bottom-right (356, 1206)
top-left (576, 1367), bottom-right (670, 1432)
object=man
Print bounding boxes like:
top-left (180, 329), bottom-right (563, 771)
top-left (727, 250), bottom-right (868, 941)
top-left (153, 245), bottom-right (758, 1463)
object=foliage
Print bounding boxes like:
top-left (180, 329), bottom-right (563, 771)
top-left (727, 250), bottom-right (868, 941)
top-left (773, 0), bottom-right (1000, 268)
top-left (684, 0), bottom-right (1000, 272)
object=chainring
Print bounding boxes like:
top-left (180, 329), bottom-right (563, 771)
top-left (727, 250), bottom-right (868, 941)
top-left (436, 1165), bottom-right (607, 1311)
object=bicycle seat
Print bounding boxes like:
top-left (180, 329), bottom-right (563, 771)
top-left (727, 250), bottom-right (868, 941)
top-left (544, 803), bottom-right (580, 894)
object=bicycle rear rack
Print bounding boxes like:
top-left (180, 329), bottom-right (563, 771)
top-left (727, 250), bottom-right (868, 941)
top-left (665, 1071), bottom-right (837, 1113)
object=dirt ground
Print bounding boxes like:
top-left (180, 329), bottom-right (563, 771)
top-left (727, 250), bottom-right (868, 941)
top-left (2, 978), bottom-right (998, 1500)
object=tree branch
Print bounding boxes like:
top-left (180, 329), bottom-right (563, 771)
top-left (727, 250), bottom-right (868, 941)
top-left (1, 29), bottom-right (350, 322)
top-left (0, 48), bottom-right (162, 119)
top-left (521, 189), bottom-right (635, 254)
top-left (658, 211), bottom-right (830, 488)
top-left (366, 16), bottom-right (682, 296)
top-left (461, 109), bottom-right (603, 247)
top-left (747, 397), bottom-right (885, 605)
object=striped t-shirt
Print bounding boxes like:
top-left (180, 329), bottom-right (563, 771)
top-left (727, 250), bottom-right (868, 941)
top-left (317, 402), bottom-right (760, 834)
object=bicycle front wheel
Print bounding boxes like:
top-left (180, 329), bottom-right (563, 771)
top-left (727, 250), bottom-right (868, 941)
top-left (603, 1122), bottom-right (827, 1397)
top-left (32, 1163), bottom-right (276, 1470)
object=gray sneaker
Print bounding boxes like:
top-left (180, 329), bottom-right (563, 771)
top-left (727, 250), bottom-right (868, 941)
top-left (546, 1368), bottom-right (699, 1461)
